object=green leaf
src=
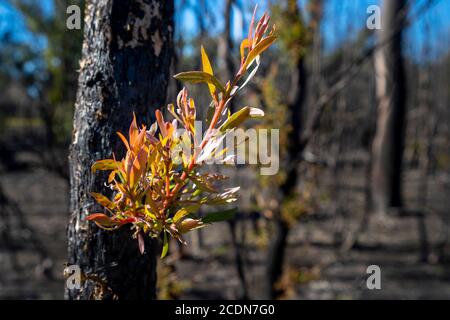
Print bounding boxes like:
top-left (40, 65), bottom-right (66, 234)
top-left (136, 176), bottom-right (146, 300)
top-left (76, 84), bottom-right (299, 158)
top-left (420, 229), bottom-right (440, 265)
top-left (205, 101), bottom-right (216, 126)
top-left (220, 107), bottom-right (250, 132)
top-left (192, 189), bottom-right (203, 197)
top-left (161, 231), bottom-right (169, 258)
top-left (219, 106), bottom-right (264, 132)
top-left (174, 71), bottom-right (225, 94)
top-left (173, 208), bottom-right (190, 224)
top-left (202, 208), bottom-right (237, 224)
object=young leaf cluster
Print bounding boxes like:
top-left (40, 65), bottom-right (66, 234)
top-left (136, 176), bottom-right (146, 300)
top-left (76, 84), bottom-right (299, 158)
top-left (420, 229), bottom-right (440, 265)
top-left (86, 7), bottom-right (276, 258)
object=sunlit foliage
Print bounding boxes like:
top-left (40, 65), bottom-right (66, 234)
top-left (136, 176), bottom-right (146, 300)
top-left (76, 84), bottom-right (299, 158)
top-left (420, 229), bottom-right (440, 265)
top-left (86, 7), bottom-right (276, 258)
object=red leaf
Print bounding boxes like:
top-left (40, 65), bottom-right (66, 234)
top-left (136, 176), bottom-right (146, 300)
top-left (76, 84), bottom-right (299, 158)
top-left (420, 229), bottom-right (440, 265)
top-left (86, 213), bottom-right (120, 229)
top-left (119, 217), bottom-right (137, 225)
top-left (248, 5), bottom-right (258, 46)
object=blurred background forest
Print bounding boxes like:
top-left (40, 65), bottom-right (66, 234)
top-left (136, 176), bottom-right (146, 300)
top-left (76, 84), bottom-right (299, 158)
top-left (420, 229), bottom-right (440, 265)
top-left (1, 0), bottom-right (450, 299)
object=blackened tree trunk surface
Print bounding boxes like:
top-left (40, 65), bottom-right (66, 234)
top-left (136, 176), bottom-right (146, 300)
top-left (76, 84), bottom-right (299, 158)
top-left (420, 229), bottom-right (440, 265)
top-left (67, 0), bottom-right (173, 300)
top-left (371, 0), bottom-right (406, 215)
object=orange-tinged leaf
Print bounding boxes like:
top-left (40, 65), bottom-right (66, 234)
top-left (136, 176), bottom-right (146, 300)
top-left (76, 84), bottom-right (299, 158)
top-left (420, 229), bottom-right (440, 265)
top-left (155, 110), bottom-right (167, 137)
top-left (91, 159), bottom-right (117, 173)
top-left (129, 113), bottom-right (139, 147)
top-left (91, 192), bottom-right (116, 210)
top-left (240, 39), bottom-right (249, 64)
top-left (108, 170), bottom-right (117, 183)
top-left (117, 131), bottom-right (130, 151)
top-left (244, 35), bottom-right (276, 71)
top-left (129, 147), bottom-right (148, 188)
top-left (132, 127), bottom-right (146, 153)
top-left (125, 152), bottom-right (134, 182)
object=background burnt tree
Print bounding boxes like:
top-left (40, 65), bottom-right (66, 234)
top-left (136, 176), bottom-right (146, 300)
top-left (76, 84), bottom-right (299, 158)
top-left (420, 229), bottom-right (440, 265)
top-left (371, 0), bottom-right (407, 215)
top-left (219, 0), bottom-right (249, 299)
top-left (262, 0), bottom-right (319, 299)
top-left (67, 0), bottom-right (173, 300)
top-left (11, 0), bottom-right (84, 179)
top-left (218, 0), bottom-right (235, 101)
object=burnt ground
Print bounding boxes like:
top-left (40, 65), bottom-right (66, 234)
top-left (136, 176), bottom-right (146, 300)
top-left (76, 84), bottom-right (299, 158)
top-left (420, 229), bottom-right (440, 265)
top-left (1, 149), bottom-right (450, 300)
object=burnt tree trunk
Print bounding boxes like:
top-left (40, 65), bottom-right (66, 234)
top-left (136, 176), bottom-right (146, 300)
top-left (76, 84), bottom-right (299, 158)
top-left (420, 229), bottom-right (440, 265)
top-left (264, 0), bottom-right (324, 299)
top-left (264, 55), bottom-right (307, 300)
top-left (67, 0), bottom-right (173, 300)
top-left (371, 0), bottom-right (406, 215)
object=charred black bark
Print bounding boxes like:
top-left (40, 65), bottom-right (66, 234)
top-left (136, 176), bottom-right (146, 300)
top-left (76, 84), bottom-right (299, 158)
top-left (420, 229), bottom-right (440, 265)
top-left (67, 0), bottom-right (173, 300)
top-left (265, 217), bottom-right (290, 299)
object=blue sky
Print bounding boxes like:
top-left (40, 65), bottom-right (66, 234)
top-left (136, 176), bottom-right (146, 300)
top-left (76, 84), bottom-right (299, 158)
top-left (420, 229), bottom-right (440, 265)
top-left (176, 0), bottom-right (450, 60)
top-left (1, 0), bottom-right (449, 60)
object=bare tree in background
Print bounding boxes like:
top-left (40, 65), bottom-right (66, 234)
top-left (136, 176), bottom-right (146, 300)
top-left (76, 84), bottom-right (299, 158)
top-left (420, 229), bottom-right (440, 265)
top-left (218, 0), bottom-right (249, 299)
top-left (371, 0), bottom-right (407, 215)
top-left (219, 0), bottom-right (235, 105)
top-left (67, 0), bottom-right (173, 300)
top-left (263, 0), bottom-right (322, 299)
